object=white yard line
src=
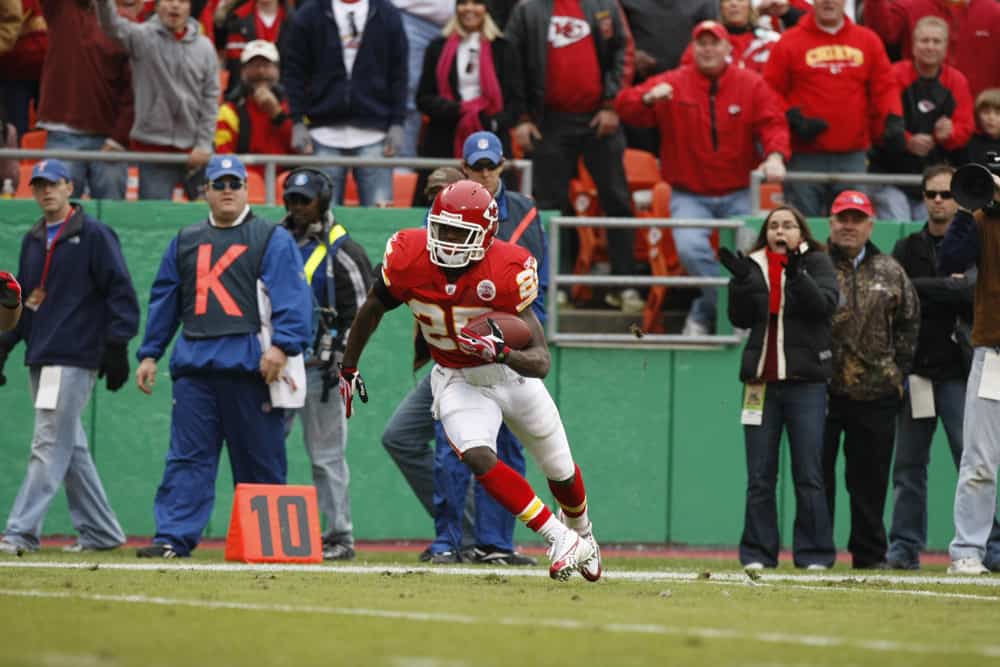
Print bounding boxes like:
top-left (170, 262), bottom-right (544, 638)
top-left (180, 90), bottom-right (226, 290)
top-left (1, 559), bottom-right (998, 587)
top-left (1, 587), bottom-right (998, 659)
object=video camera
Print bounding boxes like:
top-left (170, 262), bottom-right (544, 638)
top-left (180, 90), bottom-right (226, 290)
top-left (953, 151), bottom-right (1000, 211)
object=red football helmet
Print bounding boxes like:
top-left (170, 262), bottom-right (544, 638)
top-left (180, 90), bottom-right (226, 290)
top-left (426, 179), bottom-right (499, 267)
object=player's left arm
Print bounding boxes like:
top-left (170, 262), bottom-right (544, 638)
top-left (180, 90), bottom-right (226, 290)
top-left (502, 306), bottom-right (551, 379)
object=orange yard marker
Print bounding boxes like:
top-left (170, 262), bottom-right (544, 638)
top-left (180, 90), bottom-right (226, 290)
top-left (224, 484), bottom-right (322, 563)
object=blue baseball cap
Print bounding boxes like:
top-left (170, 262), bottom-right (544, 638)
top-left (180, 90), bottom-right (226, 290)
top-left (462, 131), bottom-right (504, 166)
top-left (205, 155), bottom-right (248, 181)
top-left (30, 159), bottom-right (71, 184)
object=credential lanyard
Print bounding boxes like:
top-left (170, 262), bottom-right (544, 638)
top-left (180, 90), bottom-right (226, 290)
top-left (39, 208), bottom-right (72, 291)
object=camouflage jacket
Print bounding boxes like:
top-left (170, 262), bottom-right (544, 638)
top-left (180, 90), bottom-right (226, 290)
top-left (829, 241), bottom-right (920, 401)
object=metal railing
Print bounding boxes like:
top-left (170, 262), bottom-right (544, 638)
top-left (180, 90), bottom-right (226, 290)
top-left (0, 149), bottom-right (534, 204)
top-left (749, 169), bottom-right (922, 215)
top-left (548, 216), bottom-right (745, 346)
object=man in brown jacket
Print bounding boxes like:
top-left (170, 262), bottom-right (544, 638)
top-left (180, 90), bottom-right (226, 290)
top-left (824, 189), bottom-right (920, 569)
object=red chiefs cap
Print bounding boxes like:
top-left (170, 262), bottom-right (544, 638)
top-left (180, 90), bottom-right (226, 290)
top-left (831, 190), bottom-right (875, 217)
top-left (692, 20), bottom-right (728, 42)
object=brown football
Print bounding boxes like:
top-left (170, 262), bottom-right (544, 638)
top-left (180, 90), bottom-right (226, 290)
top-left (464, 311), bottom-right (533, 350)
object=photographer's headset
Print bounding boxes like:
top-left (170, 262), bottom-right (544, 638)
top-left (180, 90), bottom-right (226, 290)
top-left (284, 167), bottom-right (335, 214)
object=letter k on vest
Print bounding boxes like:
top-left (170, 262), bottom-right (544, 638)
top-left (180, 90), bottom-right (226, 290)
top-left (196, 244), bottom-right (248, 316)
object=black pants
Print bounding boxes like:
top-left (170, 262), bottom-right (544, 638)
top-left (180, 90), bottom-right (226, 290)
top-left (532, 110), bottom-right (634, 275)
top-left (823, 393), bottom-right (900, 568)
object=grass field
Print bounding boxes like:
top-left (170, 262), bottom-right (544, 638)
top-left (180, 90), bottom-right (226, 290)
top-left (2, 547), bottom-right (998, 667)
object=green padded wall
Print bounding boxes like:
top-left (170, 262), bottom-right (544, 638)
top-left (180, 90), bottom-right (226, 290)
top-left (0, 199), bottom-right (977, 550)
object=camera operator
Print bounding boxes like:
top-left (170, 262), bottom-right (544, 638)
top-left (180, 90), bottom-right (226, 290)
top-left (280, 168), bottom-right (373, 561)
top-left (939, 156), bottom-right (1000, 575)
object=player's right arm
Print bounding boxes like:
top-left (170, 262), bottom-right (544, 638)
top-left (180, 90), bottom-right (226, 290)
top-left (339, 232), bottom-right (411, 416)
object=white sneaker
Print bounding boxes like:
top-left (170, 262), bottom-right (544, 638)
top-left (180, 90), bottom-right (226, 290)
top-left (0, 539), bottom-right (24, 556)
top-left (743, 562), bottom-right (764, 570)
top-left (948, 557), bottom-right (990, 575)
top-left (681, 315), bottom-right (710, 336)
top-left (547, 528), bottom-right (594, 582)
top-left (619, 288), bottom-right (645, 315)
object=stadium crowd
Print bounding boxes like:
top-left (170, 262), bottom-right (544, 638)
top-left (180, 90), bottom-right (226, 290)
top-left (2, 0), bottom-right (1000, 576)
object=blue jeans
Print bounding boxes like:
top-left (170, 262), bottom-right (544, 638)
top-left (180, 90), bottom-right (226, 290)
top-left (139, 162), bottom-right (188, 200)
top-left (740, 381), bottom-right (835, 567)
top-left (44, 130), bottom-right (127, 199)
top-left (4, 367), bottom-right (125, 551)
top-left (669, 188), bottom-right (750, 326)
top-left (399, 11), bottom-right (442, 159)
top-left (889, 379), bottom-right (985, 565)
top-left (784, 152), bottom-right (866, 216)
top-left (313, 139), bottom-right (393, 207)
top-left (284, 367), bottom-right (353, 547)
top-left (152, 375), bottom-right (287, 556)
top-left (950, 348), bottom-right (1000, 567)
top-left (868, 185), bottom-right (926, 223)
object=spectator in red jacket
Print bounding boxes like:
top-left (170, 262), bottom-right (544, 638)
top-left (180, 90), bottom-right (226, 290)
top-left (865, 0), bottom-right (1000, 99)
top-left (37, 0), bottom-right (139, 200)
top-left (681, 0), bottom-right (781, 74)
top-left (763, 0), bottom-right (902, 216)
top-left (214, 39), bottom-right (293, 174)
top-left (754, 0), bottom-right (812, 31)
top-left (617, 19), bottom-right (790, 336)
top-left (868, 16), bottom-right (974, 222)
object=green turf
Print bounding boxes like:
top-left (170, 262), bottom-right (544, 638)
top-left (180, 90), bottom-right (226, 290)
top-left (0, 549), bottom-right (997, 667)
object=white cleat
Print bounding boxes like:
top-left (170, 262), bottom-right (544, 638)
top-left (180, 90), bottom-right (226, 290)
top-left (578, 529), bottom-right (602, 582)
top-left (547, 528), bottom-right (594, 582)
top-left (555, 509), bottom-right (602, 581)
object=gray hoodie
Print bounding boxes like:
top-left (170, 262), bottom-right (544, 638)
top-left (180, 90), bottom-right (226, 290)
top-left (95, 0), bottom-right (219, 152)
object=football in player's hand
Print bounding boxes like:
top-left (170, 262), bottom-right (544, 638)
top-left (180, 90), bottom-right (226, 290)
top-left (465, 311), bottom-right (533, 350)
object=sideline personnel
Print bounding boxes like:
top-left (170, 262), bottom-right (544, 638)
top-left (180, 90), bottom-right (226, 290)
top-left (134, 155), bottom-right (312, 558)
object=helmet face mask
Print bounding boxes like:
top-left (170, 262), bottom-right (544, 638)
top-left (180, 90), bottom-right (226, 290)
top-left (426, 180), bottom-right (499, 268)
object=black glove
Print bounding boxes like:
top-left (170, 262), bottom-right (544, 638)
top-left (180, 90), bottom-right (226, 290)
top-left (718, 247), bottom-right (753, 282)
top-left (338, 365), bottom-right (368, 418)
top-left (97, 342), bottom-right (129, 392)
top-left (0, 345), bottom-right (9, 387)
top-left (784, 249), bottom-right (802, 278)
top-left (786, 107), bottom-right (828, 142)
top-left (881, 113), bottom-right (906, 154)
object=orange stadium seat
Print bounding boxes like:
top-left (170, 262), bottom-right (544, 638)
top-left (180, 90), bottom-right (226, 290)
top-left (759, 181), bottom-right (784, 211)
top-left (20, 129), bottom-right (47, 166)
top-left (15, 162), bottom-right (34, 198)
top-left (392, 171), bottom-right (417, 207)
top-left (246, 170), bottom-right (267, 204)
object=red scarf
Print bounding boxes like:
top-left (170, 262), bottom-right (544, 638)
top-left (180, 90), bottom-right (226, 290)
top-left (765, 249), bottom-right (787, 315)
top-left (435, 32), bottom-right (504, 157)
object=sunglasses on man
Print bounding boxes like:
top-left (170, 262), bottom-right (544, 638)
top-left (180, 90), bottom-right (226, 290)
top-left (209, 178), bottom-right (246, 191)
top-left (923, 189), bottom-right (953, 200)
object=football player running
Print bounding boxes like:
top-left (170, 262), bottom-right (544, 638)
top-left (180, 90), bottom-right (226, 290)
top-left (340, 180), bottom-right (601, 581)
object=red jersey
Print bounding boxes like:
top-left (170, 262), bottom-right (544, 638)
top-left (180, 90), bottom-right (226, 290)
top-left (544, 0), bottom-right (603, 113)
top-left (381, 229), bottom-right (539, 369)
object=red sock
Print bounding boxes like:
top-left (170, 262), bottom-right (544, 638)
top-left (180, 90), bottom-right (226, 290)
top-left (548, 464), bottom-right (587, 518)
top-left (477, 461), bottom-right (553, 532)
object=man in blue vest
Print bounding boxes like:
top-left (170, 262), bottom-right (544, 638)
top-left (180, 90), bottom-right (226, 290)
top-left (134, 155), bottom-right (312, 558)
top-left (280, 168), bottom-right (374, 561)
top-left (381, 131), bottom-right (550, 564)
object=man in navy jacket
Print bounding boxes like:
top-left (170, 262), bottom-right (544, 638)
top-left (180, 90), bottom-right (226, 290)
top-left (134, 155), bottom-right (312, 558)
top-left (0, 159), bottom-right (139, 555)
top-left (282, 0), bottom-right (408, 207)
